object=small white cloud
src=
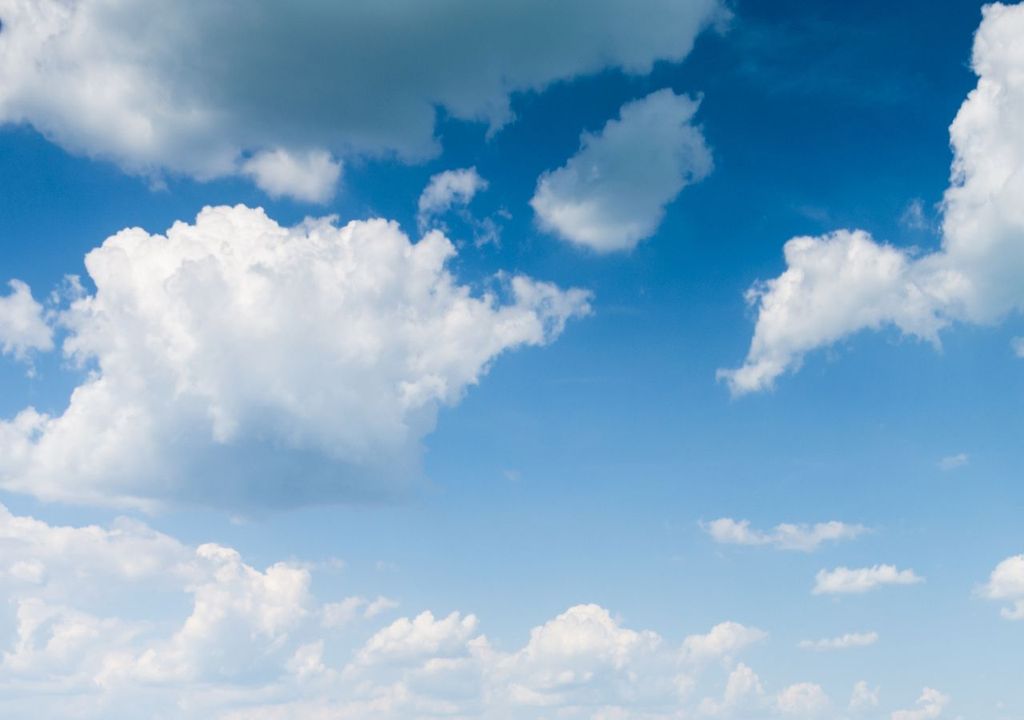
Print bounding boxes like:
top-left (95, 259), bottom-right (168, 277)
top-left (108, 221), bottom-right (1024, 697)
top-left (531, 89), bottom-right (712, 253)
top-left (417, 167), bottom-right (488, 228)
top-left (1011, 337), bottom-right (1024, 358)
top-left (682, 621), bottom-right (766, 664)
top-left (241, 148), bottom-right (342, 203)
top-left (0, 280), bottom-right (54, 361)
top-left (850, 681), bottom-right (880, 712)
top-left (813, 565), bottom-right (923, 595)
top-left (899, 198), bottom-right (929, 230)
top-left (981, 554), bottom-right (1024, 620)
top-left (698, 662), bottom-right (765, 716)
top-left (938, 453), bottom-right (969, 471)
top-left (891, 687), bottom-right (949, 720)
top-left (702, 518), bottom-right (867, 552)
top-left (799, 631), bottom-right (878, 651)
top-left (776, 682), bottom-right (830, 717)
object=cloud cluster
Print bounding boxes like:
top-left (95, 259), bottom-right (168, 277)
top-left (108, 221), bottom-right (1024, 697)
top-left (531, 89), bottom-right (713, 252)
top-left (0, 0), bottom-right (725, 201)
top-left (720, 2), bottom-right (1024, 394)
top-left (702, 518), bottom-right (867, 552)
top-left (890, 688), bottom-right (950, 720)
top-left (813, 565), bottom-right (923, 595)
top-left (0, 280), bottom-right (52, 361)
top-left (0, 502), bottom-right (879, 720)
top-left (0, 205), bottom-right (590, 509)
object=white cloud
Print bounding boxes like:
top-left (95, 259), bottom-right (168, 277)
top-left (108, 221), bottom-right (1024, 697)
top-left (891, 688), bottom-right (949, 720)
top-left (813, 565), bottom-right (923, 595)
top-left (0, 0), bottom-right (725, 200)
top-left (417, 168), bottom-right (488, 228)
top-left (850, 681), bottom-right (880, 712)
top-left (531, 89), bottom-right (713, 252)
top-left (0, 502), bottom-right (796, 719)
top-left (240, 149), bottom-right (342, 204)
top-left (682, 621), bottom-right (766, 664)
top-left (0, 280), bottom-right (53, 360)
top-left (698, 663), bottom-right (765, 717)
top-left (720, 3), bottom-right (1024, 394)
top-left (776, 682), bottom-right (830, 717)
top-left (798, 631), bottom-right (878, 651)
top-left (1011, 336), bottom-right (1024, 357)
top-left (0, 205), bottom-right (590, 509)
top-left (938, 452), bottom-right (969, 471)
top-left (702, 518), bottom-right (866, 552)
top-left (981, 554), bottom-right (1024, 619)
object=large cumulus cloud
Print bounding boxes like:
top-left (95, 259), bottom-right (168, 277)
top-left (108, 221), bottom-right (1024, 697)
top-left (719, 2), bottom-right (1024, 394)
top-left (0, 205), bottom-right (590, 509)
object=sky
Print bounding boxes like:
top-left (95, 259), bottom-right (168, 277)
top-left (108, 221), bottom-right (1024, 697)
top-left (0, 0), bottom-right (1022, 718)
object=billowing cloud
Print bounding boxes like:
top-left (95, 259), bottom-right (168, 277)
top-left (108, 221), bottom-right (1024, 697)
top-left (981, 554), bottom-right (1024, 619)
top-left (720, 2), bottom-right (1024, 394)
top-left (0, 0), bottom-right (726, 201)
top-left (0, 502), bottom-right (811, 720)
top-left (531, 89), bottom-right (713, 252)
top-left (890, 688), bottom-right (949, 720)
top-left (0, 280), bottom-right (53, 360)
top-left (798, 631), bottom-right (878, 651)
top-left (0, 205), bottom-right (590, 509)
top-left (813, 565), bottom-right (923, 595)
top-left (850, 681), bottom-right (880, 712)
top-left (702, 518), bottom-right (866, 552)
top-left (775, 682), bottom-right (830, 717)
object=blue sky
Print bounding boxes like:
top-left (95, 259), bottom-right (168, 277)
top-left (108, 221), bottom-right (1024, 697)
top-left (0, 1), bottom-right (1023, 718)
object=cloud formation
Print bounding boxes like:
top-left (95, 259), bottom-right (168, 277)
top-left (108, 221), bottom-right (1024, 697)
top-left (798, 632), bottom-right (878, 651)
top-left (702, 518), bottom-right (867, 552)
top-left (720, 2), bottom-right (1024, 394)
top-left (981, 554), bottom-right (1024, 619)
top-left (417, 167), bottom-right (488, 229)
top-left (0, 0), bottom-right (725, 201)
top-left (813, 565), bottom-right (923, 595)
top-left (0, 502), bottom-right (832, 720)
top-left (531, 89), bottom-right (713, 252)
top-left (0, 205), bottom-right (590, 509)
top-left (890, 688), bottom-right (950, 720)
top-left (0, 280), bottom-right (52, 360)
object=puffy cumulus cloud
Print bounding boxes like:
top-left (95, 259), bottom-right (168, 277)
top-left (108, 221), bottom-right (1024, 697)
top-left (698, 663), bottom-right (765, 717)
top-left (0, 280), bottom-right (53, 360)
top-left (981, 554), bottom-right (1024, 619)
top-left (890, 688), bottom-right (950, 720)
top-left (0, 0), bottom-right (726, 201)
top-left (0, 503), bottom-right (813, 720)
top-left (775, 683), bottom-right (830, 717)
top-left (720, 3), bottom-right (1024, 394)
top-left (702, 518), bottom-right (866, 552)
top-left (850, 681), bottom-right (880, 712)
top-left (0, 205), bottom-right (590, 509)
top-left (813, 565), bottom-right (923, 595)
top-left (798, 631), bottom-right (878, 651)
top-left (531, 89), bottom-right (713, 253)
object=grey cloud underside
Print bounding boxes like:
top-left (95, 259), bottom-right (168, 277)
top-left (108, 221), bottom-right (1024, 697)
top-left (0, 0), bottom-right (726, 199)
